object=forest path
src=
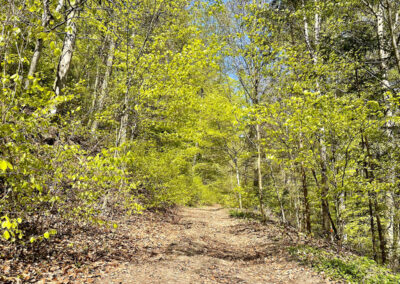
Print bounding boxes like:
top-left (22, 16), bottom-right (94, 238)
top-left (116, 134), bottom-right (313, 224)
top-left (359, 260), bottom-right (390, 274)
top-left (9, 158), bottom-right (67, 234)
top-left (98, 206), bottom-right (330, 284)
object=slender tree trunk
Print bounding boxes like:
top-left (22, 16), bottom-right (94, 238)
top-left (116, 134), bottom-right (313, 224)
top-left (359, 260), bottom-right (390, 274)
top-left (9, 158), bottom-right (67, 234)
top-left (294, 193), bottom-right (301, 230)
top-left (386, 1), bottom-right (400, 74)
top-left (91, 36), bottom-right (115, 133)
top-left (375, 199), bottom-right (387, 264)
top-left (392, 195), bottom-right (400, 267)
top-left (299, 123), bottom-right (311, 234)
top-left (313, 1), bottom-right (331, 237)
top-left (302, 0), bottom-right (314, 61)
top-left (279, 172), bottom-right (287, 223)
top-left (384, 1), bottom-right (400, 266)
top-left (55, 0), bottom-right (64, 13)
top-left (361, 133), bottom-right (378, 261)
top-left (369, 191), bottom-right (378, 262)
top-left (377, 3), bottom-right (394, 264)
top-left (25, 0), bottom-right (51, 88)
top-left (377, 2), bottom-right (390, 90)
top-left (337, 191), bottom-right (346, 246)
top-left (53, 1), bottom-right (81, 96)
top-left (364, 134), bottom-right (387, 263)
top-left (303, 0), bottom-right (331, 237)
top-left (26, 0), bottom-right (64, 89)
top-left (320, 143), bottom-right (331, 236)
top-left (88, 62), bottom-right (100, 123)
top-left (312, 168), bottom-right (338, 239)
top-left (256, 123), bottom-right (266, 221)
top-left (313, 0), bottom-right (321, 62)
top-left (301, 164), bottom-right (311, 234)
top-left (234, 156), bottom-right (242, 210)
top-left (270, 164), bottom-right (286, 223)
top-left (118, 91), bottom-right (129, 146)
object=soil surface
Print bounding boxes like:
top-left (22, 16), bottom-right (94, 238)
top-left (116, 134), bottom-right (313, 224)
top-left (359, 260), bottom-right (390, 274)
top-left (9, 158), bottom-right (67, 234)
top-left (98, 206), bottom-right (331, 284)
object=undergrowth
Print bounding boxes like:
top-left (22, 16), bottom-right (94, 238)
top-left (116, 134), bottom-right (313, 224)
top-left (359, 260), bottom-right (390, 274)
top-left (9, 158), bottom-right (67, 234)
top-left (289, 245), bottom-right (400, 283)
top-left (229, 209), bottom-right (263, 221)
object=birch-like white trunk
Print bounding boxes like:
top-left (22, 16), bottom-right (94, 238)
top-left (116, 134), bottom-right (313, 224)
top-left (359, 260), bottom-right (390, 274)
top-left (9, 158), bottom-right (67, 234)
top-left (386, 1), bottom-right (400, 73)
top-left (53, 1), bottom-right (80, 97)
top-left (377, 3), bottom-right (390, 90)
top-left (377, 1), bottom-right (396, 264)
top-left (25, 0), bottom-right (59, 88)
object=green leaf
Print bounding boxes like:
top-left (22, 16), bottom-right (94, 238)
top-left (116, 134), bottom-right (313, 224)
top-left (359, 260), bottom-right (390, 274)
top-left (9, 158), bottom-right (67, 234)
top-left (12, 27), bottom-right (21, 35)
top-left (2, 220), bottom-right (11, 229)
top-left (54, 48), bottom-right (61, 57)
top-left (0, 160), bottom-right (7, 172)
top-left (50, 41), bottom-right (56, 50)
top-left (0, 160), bottom-right (12, 171)
top-left (3, 230), bottom-right (10, 240)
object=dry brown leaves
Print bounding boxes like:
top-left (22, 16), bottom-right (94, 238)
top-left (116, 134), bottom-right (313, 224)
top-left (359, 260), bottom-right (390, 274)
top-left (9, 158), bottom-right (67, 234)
top-left (0, 208), bottom-right (178, 283)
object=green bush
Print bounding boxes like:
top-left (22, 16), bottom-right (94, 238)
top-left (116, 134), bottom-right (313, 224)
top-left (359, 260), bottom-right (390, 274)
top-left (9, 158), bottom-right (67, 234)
top-left (229, 209), bottom-right (262, 221)
top-left (289, 245), bottom-right (400, 283)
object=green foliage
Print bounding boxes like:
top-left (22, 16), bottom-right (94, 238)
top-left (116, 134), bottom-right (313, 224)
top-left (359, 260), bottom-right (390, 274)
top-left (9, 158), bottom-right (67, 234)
top-left (3, 0), bottom-right (400, 277)
top-left (289, 245), bottom-right (400, 283)
top-left (0, 0), bottom-right (235, 248)
top-left (229, 209), bottom-right (262, 221)
top-left (1, 216), bottom-right (23, 242)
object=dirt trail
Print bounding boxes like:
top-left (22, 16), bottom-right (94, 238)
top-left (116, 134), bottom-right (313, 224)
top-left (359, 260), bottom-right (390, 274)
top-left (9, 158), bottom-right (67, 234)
top-left (98, 206), bottom-right (330, 284)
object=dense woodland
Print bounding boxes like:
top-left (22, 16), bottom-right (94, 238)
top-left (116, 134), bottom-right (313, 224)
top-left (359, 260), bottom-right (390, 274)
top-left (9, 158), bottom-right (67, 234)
top-left (3, 0), bottom-right (400, 276)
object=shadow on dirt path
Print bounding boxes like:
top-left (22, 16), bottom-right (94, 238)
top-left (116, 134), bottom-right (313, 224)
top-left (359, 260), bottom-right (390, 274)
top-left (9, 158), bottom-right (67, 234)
top-left (97, 206), bottom-right (331, 284)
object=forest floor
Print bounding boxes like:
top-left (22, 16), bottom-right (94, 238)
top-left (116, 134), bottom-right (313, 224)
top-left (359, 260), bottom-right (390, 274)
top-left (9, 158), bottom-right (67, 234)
top-left (97, 206), bottom-right (333, 284)
top-left (2, 206), bottom-right (337, 283)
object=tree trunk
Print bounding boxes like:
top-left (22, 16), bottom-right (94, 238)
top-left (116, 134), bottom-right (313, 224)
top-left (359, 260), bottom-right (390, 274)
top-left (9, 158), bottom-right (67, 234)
top-left (25, 0), bottom-right (53, 88)
top-left (301, 165), bottom-right (311, 234)
top-left (375, 198), bottom-right (387, 264)
top-left (337, 190), bottom-right (346, 246)
top-left (369, 191), bottom-right (378, 262)
top-left (91, 36), bottom-right (115, 133)
top-left (118, 91), bottom-right (129, 146)
top-left (88, 63), bottom-right (100, 123)
top-left (234, 156), bottom-right (242, 210)
top-left (302, 0), bottom-right (314, 62)
top-left (53, 1), bottom-right (81, 97)
top-left (384, 1), bottom-right (400, 266)
top-left (364, 134), bottom-right (387, 263)
top-left (299, 121), bottom-right (311, 234)
top-left (26, 0), bottom-right (65, 89)
top-left (256, 123), bottom-right (266, 221)
top-left (270, 164), bottom-right (286, 223)
top-left (385, 0), bottom-right (400, 74)
top-left (392, 196), bottom-right (400, 267)
top-left (362, 133), bottom-right (378, 262)
top-left (377, 3), bottom-right (394, 264)
top-left (377, 2), bottom-right (390, 90)
top-left (313, 1), bottom-right (331, 237)
top-left (320, 143), bottom-right (331, 236)
top-left (304, 0), bottom-right (330, 236)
